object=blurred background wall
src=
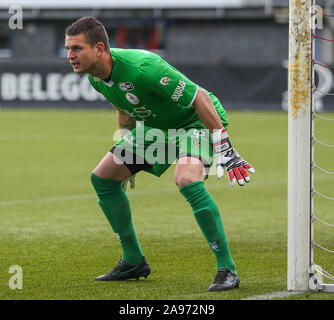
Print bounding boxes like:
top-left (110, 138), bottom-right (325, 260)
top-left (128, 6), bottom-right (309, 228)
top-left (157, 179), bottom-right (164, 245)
top-left (0, 0), bottom-right (333, 110)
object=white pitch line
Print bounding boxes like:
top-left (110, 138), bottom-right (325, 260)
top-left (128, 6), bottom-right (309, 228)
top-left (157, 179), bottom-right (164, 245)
top-left (0, 194), bottom-right (96, 205)
top-left (242, 291), bottom-right (302, 300)
top-left (0, 187), bottom-right (177, 206)
top-left (0, 177), bottom-right (287, 206)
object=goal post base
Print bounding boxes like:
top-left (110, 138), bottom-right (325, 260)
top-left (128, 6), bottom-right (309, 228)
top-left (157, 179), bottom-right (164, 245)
top-left (309, 274), bottom-right (334, 292)
top-left (309, 265), bottom-right (334, 292)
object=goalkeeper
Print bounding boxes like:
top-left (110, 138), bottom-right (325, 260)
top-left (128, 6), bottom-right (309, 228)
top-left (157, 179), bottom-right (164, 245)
top-left (65, 17), bottom-right (255, 291)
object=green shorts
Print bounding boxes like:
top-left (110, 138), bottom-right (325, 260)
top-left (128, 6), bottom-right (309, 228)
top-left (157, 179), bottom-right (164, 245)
top-left (112, 128), bottom-right (226, 178)
top-left (112, 94), bottom-right (228, 177)
top-left (112, 125), bottom-right (210, 177)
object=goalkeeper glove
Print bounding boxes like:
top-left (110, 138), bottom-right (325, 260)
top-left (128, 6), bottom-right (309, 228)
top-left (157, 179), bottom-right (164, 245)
top-left (121, 174), bottom-right (136, 192)
top-left (212, 128), bottom-right (255, 186)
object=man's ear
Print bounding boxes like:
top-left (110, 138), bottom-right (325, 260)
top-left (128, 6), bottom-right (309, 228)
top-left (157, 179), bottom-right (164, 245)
top-left (96, 42), bottom-right (105, 56)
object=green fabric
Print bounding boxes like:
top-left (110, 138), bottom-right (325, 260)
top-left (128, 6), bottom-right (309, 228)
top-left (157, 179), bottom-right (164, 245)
top-left (90, 172), bottom-right (143, 265)
top-left (180, 181), bottom-right (236, 273)
top-left (113, 124), bottom-right (221, 178)
top-left (88, 48), bottom-right (228, 130)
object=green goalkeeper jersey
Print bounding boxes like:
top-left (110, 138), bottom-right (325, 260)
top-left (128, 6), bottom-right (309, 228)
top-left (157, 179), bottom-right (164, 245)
top-left (88, 48), bottom-right (228, 130)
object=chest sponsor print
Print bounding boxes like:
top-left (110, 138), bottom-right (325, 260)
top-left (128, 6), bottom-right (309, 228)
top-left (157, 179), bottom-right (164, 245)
top-left (133, 106), bottom-right (152, 119)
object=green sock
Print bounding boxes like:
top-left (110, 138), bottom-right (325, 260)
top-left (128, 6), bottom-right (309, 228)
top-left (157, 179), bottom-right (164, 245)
top-left (180, 181), bottom-right (236, 273)
top-left (90, 172), bottom-right (143, 265)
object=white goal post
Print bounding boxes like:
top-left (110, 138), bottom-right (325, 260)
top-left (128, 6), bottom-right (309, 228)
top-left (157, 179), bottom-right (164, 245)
top-left (288, 0), bottom-right (334, 292)
top-left (288, 0), bottom-right (313, 292)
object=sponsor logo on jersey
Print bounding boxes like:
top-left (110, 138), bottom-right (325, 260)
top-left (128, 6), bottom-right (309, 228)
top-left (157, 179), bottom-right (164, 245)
top-left (160, 76), bottom-right (171, 86)
top-left (171, 79), bottom-right (186, 102)
top-left (120, 105), bottom-right (153, 120)
top-left (119, 82), bottom-right (134, 91)
top-left (126, 93), bottom-right (139, 105)
top-left (133, 106), bottom-right (152, 119)
top-left (193, 129), bottom-right (206, 138)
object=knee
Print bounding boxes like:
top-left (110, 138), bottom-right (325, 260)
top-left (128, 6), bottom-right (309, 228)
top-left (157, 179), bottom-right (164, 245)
top-left (174, 174), bottom-right (197, 189)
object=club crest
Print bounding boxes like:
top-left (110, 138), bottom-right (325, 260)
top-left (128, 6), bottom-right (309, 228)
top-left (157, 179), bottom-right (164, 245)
top-left (126, 93), bottom-right (139, 105)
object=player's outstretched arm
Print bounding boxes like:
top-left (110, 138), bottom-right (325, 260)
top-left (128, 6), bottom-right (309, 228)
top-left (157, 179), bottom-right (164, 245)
top-left (193, 88), bottom-right (255, 186)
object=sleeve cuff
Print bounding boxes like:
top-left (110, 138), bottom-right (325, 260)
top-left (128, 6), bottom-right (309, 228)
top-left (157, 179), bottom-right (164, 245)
top-left (185, 85), bottom-right (199, 108)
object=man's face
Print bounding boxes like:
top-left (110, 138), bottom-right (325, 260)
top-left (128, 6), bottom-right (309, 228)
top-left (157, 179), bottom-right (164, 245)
top-left (65, 33), bottom-right (98, 74)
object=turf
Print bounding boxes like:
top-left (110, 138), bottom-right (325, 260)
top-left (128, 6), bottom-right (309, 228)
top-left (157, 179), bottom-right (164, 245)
top-left (0, 108), bottom-right (333, 300)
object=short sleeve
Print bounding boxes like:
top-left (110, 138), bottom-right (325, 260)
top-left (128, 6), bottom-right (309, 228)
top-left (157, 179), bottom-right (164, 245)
top-left (139, 55), bottom-right (198, 108)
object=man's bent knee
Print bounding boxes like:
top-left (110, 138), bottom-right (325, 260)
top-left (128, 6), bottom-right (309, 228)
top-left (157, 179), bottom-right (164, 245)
top-left (93, 152), bottom-right (132, 181)
top-left (174, 156), bottom-right (205, 188)
top-left (175, 175), bottom-right (200, 188)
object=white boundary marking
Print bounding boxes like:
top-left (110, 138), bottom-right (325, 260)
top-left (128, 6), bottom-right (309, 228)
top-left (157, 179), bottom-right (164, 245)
top-left (0, 187), bottom-right (177, 206)
top-left (0, 178), bottom-right (287, 206)
top-left (0, 194), bottom-right (96, 205)
top-left (242, 291), bottom-right (302, 300)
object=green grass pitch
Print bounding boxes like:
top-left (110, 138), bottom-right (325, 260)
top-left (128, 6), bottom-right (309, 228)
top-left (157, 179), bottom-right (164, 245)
top-left (0, 108), bottom-right (334, 300)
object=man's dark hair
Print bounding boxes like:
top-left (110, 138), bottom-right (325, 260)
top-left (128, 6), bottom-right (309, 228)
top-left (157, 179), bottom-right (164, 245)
top-left (65, 16), bottom-right (110, 52)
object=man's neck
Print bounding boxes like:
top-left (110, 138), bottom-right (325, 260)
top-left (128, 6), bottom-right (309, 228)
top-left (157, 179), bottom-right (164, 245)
top-left (90, 52), bottom-right (113, 80)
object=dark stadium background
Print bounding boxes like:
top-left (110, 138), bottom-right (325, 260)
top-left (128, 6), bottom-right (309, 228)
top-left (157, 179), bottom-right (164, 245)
top-left (2, 0), bottom-right (328, 111)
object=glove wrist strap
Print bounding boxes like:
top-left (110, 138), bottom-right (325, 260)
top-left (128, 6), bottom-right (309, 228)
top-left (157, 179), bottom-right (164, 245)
top-left (212, 128), bottom-right (232, 154)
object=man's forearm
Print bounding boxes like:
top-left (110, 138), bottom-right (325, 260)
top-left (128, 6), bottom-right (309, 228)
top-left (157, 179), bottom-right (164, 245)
top-left (117, 109), bottom-right (136, 136)
top-left (193, 88), bottom-right (223, 133)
